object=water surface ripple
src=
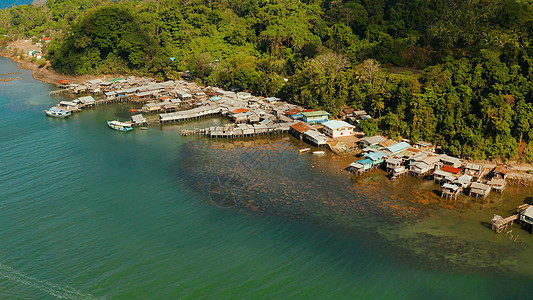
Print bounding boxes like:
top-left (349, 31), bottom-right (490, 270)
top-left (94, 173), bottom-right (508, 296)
top-left (0, 57), bottom-right (532, 299)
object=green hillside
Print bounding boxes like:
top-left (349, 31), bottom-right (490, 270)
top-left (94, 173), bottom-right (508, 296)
top-left (1, 0), bottom-right (533, 160)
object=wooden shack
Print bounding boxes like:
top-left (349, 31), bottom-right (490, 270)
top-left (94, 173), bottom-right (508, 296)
top-left (386, 157), bottom-right (403, 172)
top-left (359, 135), bottom-right (387, 148)
top-left (453, 174), bottom-right (473, 189)
top-left (349, 159), bottom-right (373, 174)
top-left (364, 151), bottom-right (387, 167)
top-left (303, 129), bottom-right (328, 146)
top-left (133, 91), bottom-right (154, 102)
top-left (414, 141), bottom-right (435, 152)
top-left (434, 165), bottom-right (462, 183)
top-left (58, 100), bottom-right (79, 111)
top-left (492, 164), bottom-right (510, 179)
top-left (442, 183), bottom-right (461, 200)
top-left (488, 178), bottom-right (506, 193)
top-left (464, 163), bottom-right (483, 179)
top-left (289, 121), bottom-right (312, 139)
top-left (469, 182), bottom-right (491, 198)
top-left (390, 166), bottom-right (408, 180)
top-left (410, 161), bottom-right (430, 177)
top-left (410, 156), bottom-right (439, 177)
top-left (384, 142), bottom-right (410, 155)
top-left (74, 95), bottom-right (96, 107)
top-left (440, 154), bottom-right (462, 168)
top-left (130, 114), bottom-right (147, 126)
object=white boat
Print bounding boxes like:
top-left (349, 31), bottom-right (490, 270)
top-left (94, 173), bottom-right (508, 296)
top-left (299, 148), bottom-right (311, 154)
top-left (45, 107), bottom-right (71, 118)
top-left (313, 151), bottom-right (325, 154)
top-left (107, 120), bottom-right (133, 132)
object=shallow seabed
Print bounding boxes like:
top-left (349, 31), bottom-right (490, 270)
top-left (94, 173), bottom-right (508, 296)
top-left (0, 57), bottom-right (532, 299)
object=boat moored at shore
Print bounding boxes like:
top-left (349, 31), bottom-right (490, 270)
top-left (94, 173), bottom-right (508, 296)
top-left (107, 120), bottom-right (134, 132)
top-left (45, 107), bottom-right (72, 118)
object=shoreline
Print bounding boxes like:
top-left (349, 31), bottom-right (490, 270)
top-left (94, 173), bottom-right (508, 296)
top-left (3, 52), bottom-right (533, 184)
top-left (2, 53), bottom-right (533, 273)
top-left (0, 52), bottom-right (126, 86)
top-left (0, 52), bottom-right (81, 85)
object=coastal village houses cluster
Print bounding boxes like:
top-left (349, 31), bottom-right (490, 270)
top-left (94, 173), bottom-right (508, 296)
top-left (50, 75), bottom-right (511, 203)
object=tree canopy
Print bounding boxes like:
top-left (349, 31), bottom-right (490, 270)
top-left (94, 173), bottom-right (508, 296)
top-left (1, 0), bottom-right (533, 161)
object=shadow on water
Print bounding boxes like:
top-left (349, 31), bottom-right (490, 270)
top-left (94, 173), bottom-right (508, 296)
top-left (171, 137), bottom-right (533, 280)
top-left (479, 221), bottom-right (493, 229)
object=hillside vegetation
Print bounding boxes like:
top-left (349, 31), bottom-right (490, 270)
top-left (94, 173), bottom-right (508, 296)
top-left (1, 0), bottom-right (533, 161)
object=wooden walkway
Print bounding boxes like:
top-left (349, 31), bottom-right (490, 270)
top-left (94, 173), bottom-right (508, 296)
top-left (180, 124), bottom-right (291, 138)
top-left (492, 214), bottom-right (518, 233)
top-left (160, 106), bottom-right (221, 123)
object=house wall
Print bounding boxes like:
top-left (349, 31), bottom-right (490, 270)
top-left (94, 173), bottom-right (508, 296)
top-left (334, 127), bottom-right (353, 138)
top-left (387, 162), bottom-right (401, 169)
top-left (304, 115), bottom-right (328, 124)
top-left (410, 165), bottom-right (428, 174)
top-left (324, 126), bottom-right (354, 138)
top-left (520, 214), bottom-right (533, 225)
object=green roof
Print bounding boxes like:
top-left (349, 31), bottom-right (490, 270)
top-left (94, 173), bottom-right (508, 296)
top-left (302, 111), bottom-right (330, 117)
top-left (109, 77), bottom-right (124, 82)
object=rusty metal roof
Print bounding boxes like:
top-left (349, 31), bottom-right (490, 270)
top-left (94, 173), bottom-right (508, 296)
top-left (290, 121), bottom-right (312, 133)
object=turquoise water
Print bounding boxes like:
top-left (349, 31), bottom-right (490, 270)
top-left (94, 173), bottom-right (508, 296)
top-left (0, 0), bottom-right (31, 9)
top-left (0, 57), bottom-right (532, 299)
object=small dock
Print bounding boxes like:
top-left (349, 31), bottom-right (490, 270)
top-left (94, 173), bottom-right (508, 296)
top-left (160, 106), bottom-right (221, 123)
top-left (491, 214), bottom-right (518, 233)
top-left (180, 123), bottom-right (292, 138)
top-left (491, 204), bottom-right (532, 233)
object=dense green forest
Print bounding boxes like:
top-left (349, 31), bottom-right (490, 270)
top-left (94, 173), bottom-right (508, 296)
top-left (1, 0), bottom-right (533, 161)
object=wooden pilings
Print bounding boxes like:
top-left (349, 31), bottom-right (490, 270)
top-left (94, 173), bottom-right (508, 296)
top-left (180, 127), bottom-right (289, 138)
top-left (491, 214), bottom-right (518, 233)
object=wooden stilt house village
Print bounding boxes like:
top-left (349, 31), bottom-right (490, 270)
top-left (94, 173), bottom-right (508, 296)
top-left (345, 134), bottom-right (511, 200)
top-left (47, 74), bottom-right (514, 205)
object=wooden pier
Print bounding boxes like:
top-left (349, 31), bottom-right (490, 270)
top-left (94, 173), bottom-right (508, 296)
top-left (160, 105), bottom-right (221, 123)
top-left (491, 214), bottom-right (518, 233)
top-left (491, 205), bottom-right (531, 233)
top-left (49, 89), bottom-right (72, 96)
top-left (93, 96), bottom-right (131, 105)
top-left (180, 123), bottom-right (291, 138)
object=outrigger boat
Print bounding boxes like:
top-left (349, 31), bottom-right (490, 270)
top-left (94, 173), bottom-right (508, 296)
top-left (107, 120), bottom-right (134, 132)
top-left (45, 107), bottom-right (72, 118)
top-left (299, 148), bottom-right (311, 154)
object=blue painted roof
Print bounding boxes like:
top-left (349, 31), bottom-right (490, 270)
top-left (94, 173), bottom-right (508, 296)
top-left (210, 96), bottom-right (221, 101)
top-left (356, 158), bottom-right (373, 165)
top-left (365, 151), bottom-right (387, 161)
top-left (386, 141), bottom-right (410, 153)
